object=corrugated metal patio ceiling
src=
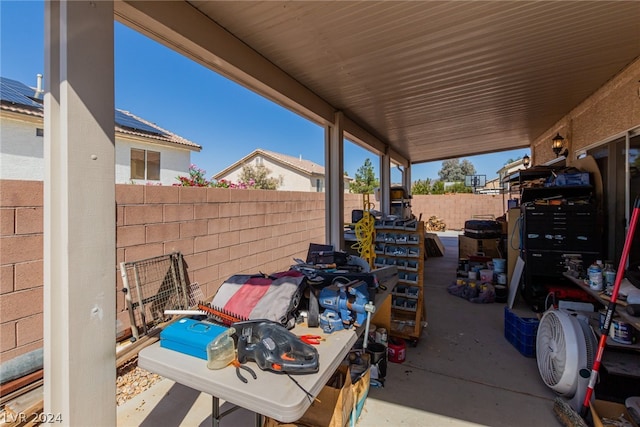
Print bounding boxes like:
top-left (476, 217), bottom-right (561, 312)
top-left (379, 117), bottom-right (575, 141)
top-left (120, 1), bottom-right (640, 165)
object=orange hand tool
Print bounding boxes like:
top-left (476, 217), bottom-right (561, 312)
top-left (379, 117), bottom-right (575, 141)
top-left (231, 359), bottom-right (257, 383)
top-left (299, 335), bottom-right (324, 345)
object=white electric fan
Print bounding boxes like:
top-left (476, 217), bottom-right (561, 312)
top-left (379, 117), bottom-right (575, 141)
top-left (536, 308), bottom-right (598, 411)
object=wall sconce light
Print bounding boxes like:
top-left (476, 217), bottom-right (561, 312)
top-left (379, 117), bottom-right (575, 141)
top-left (552, 133), bottom-right (568, 157)
top-left (522, 154), bottom-right (530, 168)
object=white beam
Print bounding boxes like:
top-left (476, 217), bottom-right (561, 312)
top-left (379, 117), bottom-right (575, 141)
top-left (403, 164), bottom-right (412, 195)
top-left (114, 1), bottom-right (410, 170)
top-left (325, 112), bottom-right (345, 247)
top-left (44, 1), bottom-right (116, 424)
top-left (379, 153), bottom-right (391, 215)
top-left (114, 0), bottom-right (334, 127)
top-left (342, 116), bottom-right (409, 168)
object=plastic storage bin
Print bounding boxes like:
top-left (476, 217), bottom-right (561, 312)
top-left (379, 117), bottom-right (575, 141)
top-left (503, 307), bottom-right (539, 357)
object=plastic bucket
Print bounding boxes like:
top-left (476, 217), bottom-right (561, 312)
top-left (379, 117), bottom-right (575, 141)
top-left (492, 258), bottom-right (506, 273)
top-left (494, 284), bottom-right (508, 303)
top-left (387, 338), bottom-right (406, 363)
top-left (480, 269), bottom-right (493, 282)
top-left (600, 310), bottom-right (635, 344)
top-left (497, 273), bottom-right (507, 285)
top-left (367, 342), bottom-right (387, 378)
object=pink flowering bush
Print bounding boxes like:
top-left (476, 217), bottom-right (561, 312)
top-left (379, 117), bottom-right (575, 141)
top-left (175, 164), bottom-right (256, 188)
top-left (175, 164), bottom-right (211, 187)
top-left (211, 178), bottom-right (256, 189)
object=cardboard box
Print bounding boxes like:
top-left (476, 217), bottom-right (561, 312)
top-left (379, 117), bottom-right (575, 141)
top-left (264, 364), bottom-right (357, 427)
top-left (458, 235), bottom-right (501, 259)
top-left (590, 399), bottom-right (639, 427)
top-left (350, 355), bottom-right (371, 425)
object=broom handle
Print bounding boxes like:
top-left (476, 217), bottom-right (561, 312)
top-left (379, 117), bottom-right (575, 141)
top-left (581, 196), bottom-right (640, 417)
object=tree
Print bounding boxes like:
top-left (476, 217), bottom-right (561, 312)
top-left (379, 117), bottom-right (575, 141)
top-left (447, 182), bottom-right (473, 193)
top-left (349, 158), bottom-right (379, 194)
top-left (504, 157), bottom-right (519, 165)
top-left (411, 178), bottom-right (432, 195)
top-left (431, 180), bottom-right (445, 194)
top-left (438, 159), bottom-right (476, 182)
top-left (239, 164), bottom-right (282, 190)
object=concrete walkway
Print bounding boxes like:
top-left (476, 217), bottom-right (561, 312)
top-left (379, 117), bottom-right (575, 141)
top-left (356, 232), bottom-right (560, 427)
top-left (117, 232), bottom-right (561, 426)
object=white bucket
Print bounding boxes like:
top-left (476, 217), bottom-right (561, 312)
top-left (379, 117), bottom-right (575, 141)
top-left (497, 273), bottom-right (507, 285)
top-left (492, 258), bottom-right (506, 273)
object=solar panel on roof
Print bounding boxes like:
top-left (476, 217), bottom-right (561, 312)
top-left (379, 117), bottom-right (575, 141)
top-left (115, 110), bottom-right (165, 136)
top-left (1, 77), bottom-right (177, 142)
top-left (0, 77), bottom-right (43, 109)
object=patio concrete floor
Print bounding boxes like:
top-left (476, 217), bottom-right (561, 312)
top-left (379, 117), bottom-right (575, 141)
top-left (117, 231), bottom-right (561, 426)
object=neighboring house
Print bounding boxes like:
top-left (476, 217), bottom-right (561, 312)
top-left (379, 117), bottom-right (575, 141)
top-left (497, 157), bottom-right (528, 182)
top-left (0, 76), bottom-right (201, 185)
top-left (213, 148), bottom-right (352, 192)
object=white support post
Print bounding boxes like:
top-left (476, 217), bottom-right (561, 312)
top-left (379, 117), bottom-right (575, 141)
top-left (403, 164), bottom-right (412, 195)
top-left (325, 112), bottom-right (345, 248)
top-left (44, 1), bottom-right (116, 424)
top-left (380, 152), bottom-right (391, 215)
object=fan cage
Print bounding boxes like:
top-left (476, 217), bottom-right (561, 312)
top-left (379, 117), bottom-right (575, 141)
top-left (536, 309), bottom-right (593, 397)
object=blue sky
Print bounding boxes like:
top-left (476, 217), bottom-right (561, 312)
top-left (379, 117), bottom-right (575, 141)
top-left (1, 0), bottom-right (528, 183)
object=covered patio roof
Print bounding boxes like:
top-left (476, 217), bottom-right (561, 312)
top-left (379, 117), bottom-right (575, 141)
top-left (115, 1), bottom-right (640, 165)
top-left (42, 2), bottom-right (640, 424)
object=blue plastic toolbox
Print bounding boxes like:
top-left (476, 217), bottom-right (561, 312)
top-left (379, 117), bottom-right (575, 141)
top-left (160, 318), bottom-right (227, 360)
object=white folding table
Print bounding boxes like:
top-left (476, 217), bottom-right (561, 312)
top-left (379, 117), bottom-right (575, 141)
top-left (138, 325), bottom-right (357, 426)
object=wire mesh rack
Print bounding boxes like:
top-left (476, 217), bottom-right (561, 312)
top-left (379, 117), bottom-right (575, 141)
top-left (120, 252), bottom-right (189, 340)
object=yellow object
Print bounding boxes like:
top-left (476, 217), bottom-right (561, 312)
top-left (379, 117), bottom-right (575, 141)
top-left (351, 194), bottom-right (376, 269)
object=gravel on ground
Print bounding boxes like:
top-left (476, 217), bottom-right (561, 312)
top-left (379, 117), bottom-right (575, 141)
top-left (116, 357), bottom-right (163, 406)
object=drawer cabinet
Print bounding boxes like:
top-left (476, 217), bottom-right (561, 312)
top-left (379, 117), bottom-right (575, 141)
top-left (521, 202), bottom-right (600, 310)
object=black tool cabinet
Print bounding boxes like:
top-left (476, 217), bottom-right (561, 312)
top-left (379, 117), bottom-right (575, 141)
top-left (520, 186), bottom-right (600, 311)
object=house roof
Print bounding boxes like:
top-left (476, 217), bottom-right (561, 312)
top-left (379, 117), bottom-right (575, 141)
top-left (213, 148), bottom-right (353, 181)
top-left (0, 76), bottom-right (201, 151)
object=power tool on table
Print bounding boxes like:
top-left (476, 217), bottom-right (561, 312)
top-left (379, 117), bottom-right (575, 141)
top-left (233, 319), bottom-right (319, 374)
top-left (318, 279), bottom-right (374, 333)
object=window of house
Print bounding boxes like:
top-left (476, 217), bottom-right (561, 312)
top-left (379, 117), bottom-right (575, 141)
top-left (130, 148), bottom-right (160, 180)
top-left (316, 179), bottom-right (322, 192)
top-left (256, 156), bottom-right (263, 166)
top-left (36, 128), bottom-right (44, 137)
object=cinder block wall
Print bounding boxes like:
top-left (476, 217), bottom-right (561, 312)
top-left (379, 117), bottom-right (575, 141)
top-left (411, 194), bottom-right (505, 230)
top-left (1, 180), bottom-right (499, 362)
top-left (115, 185), bottom-right (332, 333)
top-left (0, 180), bottom-right (44, 364)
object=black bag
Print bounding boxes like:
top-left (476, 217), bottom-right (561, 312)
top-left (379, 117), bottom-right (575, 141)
top-left (464, 220), bottom-right (502, 238)
top-left (306, 243), bottom-right (349, 266)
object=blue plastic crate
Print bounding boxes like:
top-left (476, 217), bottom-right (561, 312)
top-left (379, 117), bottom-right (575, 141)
top-left (504, 307), bottom-right (539, 358)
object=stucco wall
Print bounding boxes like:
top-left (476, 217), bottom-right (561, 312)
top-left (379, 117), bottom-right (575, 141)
top-left (218, 156), bottom-right (352, 192)
top-left (532, 57), bottom-right (640, 163)
top-left (1, 115), bottom-right (193, 186)
top-left (228, 156), bottom-right (317, 191)
top-left (0, 117), bottom-right (45, 181)
top-left (115, 137), bottom-right (193, 186)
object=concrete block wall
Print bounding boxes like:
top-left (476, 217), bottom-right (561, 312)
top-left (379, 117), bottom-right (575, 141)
top-left (0, 180), bottom-right (45, 364)
top-left (114, 185), bottom-right (330, 333)
top-left (411, 194), bottom-right (505, 230)
top-left (0, 180), bottom-right (499, 363)
top-left (1, 181), bottom-right (336, 363)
